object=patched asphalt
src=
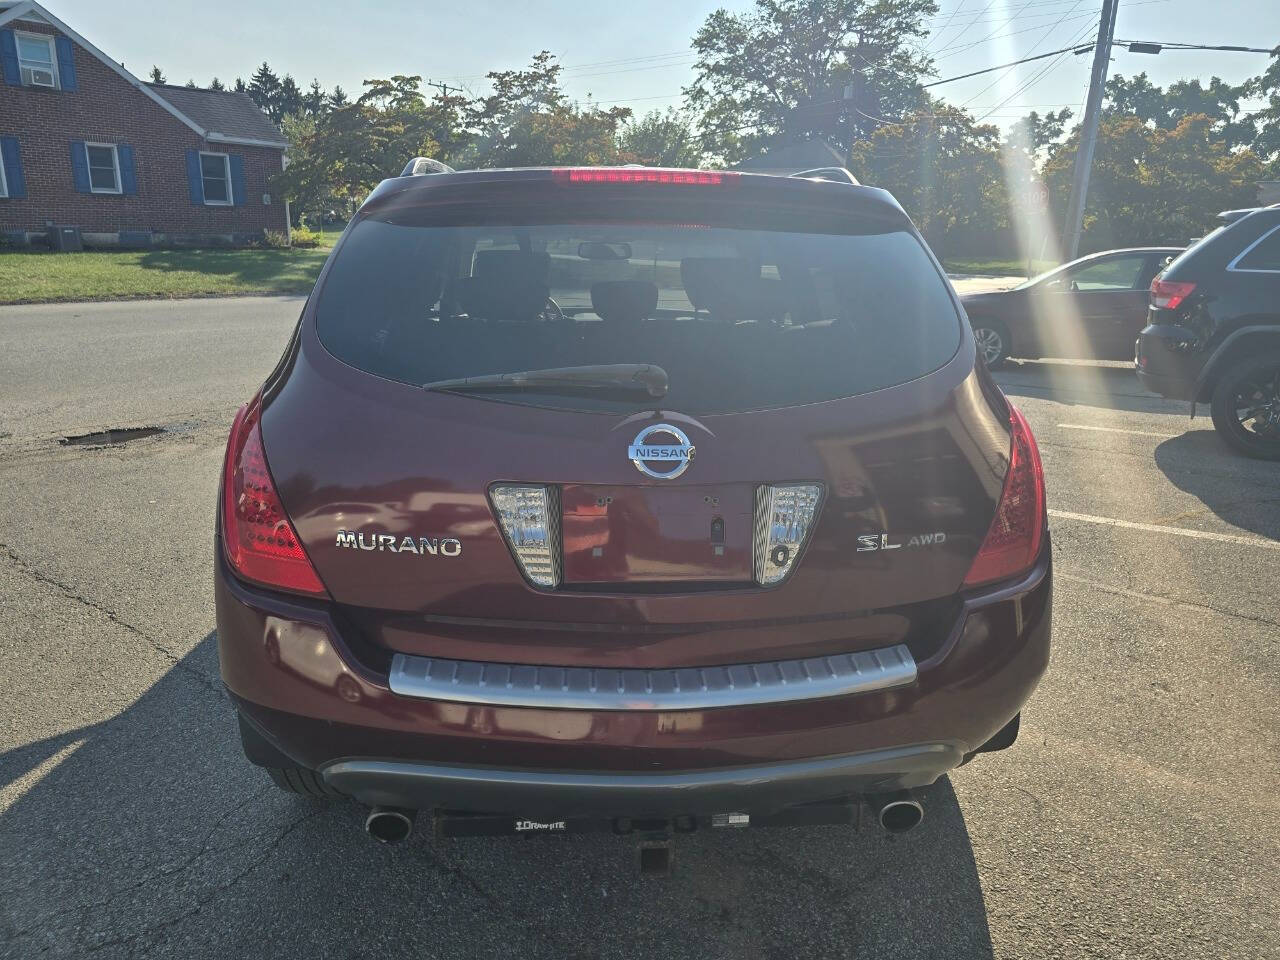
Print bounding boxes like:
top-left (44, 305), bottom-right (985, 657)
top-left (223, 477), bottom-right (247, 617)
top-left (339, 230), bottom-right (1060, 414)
top-left (1, 297), bottom-right (1277, 960)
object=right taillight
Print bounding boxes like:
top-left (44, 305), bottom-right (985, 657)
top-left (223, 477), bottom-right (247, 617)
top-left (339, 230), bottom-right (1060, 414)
top-left (963, 404), bottom-right (1046, 588)
top-left (1149, 278), bottom-right (1196, 311)
top-left (221, 396), bottom-right (328, 597)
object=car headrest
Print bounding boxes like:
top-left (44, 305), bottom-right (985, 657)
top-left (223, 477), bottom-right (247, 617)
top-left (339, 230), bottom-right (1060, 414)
top-left (591, 281), bottom-right (659, 323)
top-left (680, 257), bottom-right (763, 319)
top-left (472, 249), bottom-right (551, 282)
top-left (457, 249), bottom-right (552, 322)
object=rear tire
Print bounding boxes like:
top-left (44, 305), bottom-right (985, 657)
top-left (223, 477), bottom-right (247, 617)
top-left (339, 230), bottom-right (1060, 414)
top-left (265, 766), bottom-right (344, 798)
top-left (971, 319), bottom-right (1011, 369)
top-left (1209, 352), bottom-right (1280, 461)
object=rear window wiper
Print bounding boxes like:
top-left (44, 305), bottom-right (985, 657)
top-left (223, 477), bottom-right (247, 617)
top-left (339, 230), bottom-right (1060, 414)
top-left (423, 363), bottom-right (668, 399)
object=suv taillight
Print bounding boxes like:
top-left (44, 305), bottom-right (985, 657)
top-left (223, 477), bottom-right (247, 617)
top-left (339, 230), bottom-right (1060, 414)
top-left (963, 404), bottom-right (1046, 588)
top-left (221, 397), bottom-right (328, 597)
top-left (1149, 278), bottom-right (1196, 311)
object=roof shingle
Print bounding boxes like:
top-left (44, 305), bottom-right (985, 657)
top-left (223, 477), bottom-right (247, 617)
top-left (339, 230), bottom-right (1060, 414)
top-left (145, 83), bottom-right (287, 147)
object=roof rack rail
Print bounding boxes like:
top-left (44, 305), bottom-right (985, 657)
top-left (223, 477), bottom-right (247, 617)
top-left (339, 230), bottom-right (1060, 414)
top-left (790, 167), bottom-right (859, 185)
top-left (401, 157), bottom-right (456, 177)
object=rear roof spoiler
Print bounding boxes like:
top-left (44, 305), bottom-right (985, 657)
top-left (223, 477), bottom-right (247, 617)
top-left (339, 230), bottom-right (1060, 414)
top-left (790, 167), bottom-right (860, 185)
top-left (401, 157), bottom-right (456, 177)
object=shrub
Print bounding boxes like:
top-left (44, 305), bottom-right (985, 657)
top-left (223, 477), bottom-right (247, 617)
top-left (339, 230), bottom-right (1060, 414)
top-left (290, 226), bottom-right (322, 248)
top-left (260, 230), bottom-right (290, 249)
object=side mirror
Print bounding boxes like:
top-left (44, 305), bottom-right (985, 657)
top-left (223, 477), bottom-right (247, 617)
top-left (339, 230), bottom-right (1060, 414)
top-left (578, 241), bottom-right (632, 261)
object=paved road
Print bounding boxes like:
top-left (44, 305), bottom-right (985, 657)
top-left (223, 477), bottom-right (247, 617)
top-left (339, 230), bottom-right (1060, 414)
top-left (1, 297), bottom-right (1277, 960)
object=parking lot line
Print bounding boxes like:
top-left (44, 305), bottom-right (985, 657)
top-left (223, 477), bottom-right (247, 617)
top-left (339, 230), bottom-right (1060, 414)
top-left (1048, 509), bottom-right (1280, 551)
top-left (1057, 423), bottom-right (1180, 438)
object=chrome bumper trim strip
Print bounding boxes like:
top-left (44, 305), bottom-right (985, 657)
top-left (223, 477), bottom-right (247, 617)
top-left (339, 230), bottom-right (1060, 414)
top-left (388, 644), bottom-right (916, 711)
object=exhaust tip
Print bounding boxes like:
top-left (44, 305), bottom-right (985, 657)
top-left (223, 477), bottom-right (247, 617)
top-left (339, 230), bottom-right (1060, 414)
top-left (365, 806), bottom-right (415, 844)
top-left (870, 792), bottom-right (924, 833)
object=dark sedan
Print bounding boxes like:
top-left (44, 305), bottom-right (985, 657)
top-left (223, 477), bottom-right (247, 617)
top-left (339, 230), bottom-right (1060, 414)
top-left (962, 247), bottom-right (1182, 366)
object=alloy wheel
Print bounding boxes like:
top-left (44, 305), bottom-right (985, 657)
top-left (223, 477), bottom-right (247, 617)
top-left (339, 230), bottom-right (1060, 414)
top-left (974, 327), bottom-right (1005, 366)
top-left (1231, 364), bottom-right (1280, 442)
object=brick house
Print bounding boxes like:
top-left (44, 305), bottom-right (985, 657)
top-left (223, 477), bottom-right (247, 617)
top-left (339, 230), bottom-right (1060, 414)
top-left (0, 0), bottom-right (289, 247)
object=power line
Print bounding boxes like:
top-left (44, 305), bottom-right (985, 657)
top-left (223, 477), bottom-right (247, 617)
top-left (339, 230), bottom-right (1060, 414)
top-left (924, 40), bottom-right (1095, 87)
top-left (1113, 39), bottom-right (1280, 54)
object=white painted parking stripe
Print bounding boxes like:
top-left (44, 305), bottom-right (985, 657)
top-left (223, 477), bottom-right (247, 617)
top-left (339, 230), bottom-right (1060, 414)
top-left (1047, 509), bottom-right (1280, 551)
top-left (1057, 423), bottom-right (1179, 438)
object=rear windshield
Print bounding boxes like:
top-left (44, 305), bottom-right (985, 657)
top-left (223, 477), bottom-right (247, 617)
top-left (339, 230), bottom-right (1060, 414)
top-left (315, 212), bottom-right (960, 414)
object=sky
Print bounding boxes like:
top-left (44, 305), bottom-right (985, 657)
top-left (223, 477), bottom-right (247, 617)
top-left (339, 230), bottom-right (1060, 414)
top-left (47, 0), bottom-right (1280, 133)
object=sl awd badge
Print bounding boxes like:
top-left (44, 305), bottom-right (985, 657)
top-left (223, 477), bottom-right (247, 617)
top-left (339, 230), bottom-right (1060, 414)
top-left (336, 530), bottom-right (462, 557)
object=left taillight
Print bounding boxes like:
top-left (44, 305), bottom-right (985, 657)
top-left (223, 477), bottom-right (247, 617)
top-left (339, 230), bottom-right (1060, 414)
top-left (220, 397), bottom-right (328, 597)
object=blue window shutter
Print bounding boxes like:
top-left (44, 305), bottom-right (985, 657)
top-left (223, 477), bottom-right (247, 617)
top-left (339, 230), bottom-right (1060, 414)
top-left (55, 36), bottom-right (77, 91)
top-left (118, 144), bottom-right (136, 195)
top-left (1, 136), bottom-right (25, 198)
top-left (69, 140), bottom-right (90, 193)
top-left (229, 155), bottom-right (246, 206)
top-left (0, 30), bottom-right (19, 86)
top-left (185, 148), bottom-right (204, 204)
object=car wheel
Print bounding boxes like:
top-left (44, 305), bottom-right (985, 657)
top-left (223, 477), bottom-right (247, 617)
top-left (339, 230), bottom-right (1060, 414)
top-left (971, 319), bottom-right (1011, 369)
top-left (266, 766), bottom-right (344, 798)
top-left (1210, 352), bottom-right (1280, 460)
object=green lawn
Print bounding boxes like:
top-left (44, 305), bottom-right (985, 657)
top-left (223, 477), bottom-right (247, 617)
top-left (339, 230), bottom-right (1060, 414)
top-left (943, 256), bottom-right (1057, 277)
top-left (0, 228), bottom-right (342, 305)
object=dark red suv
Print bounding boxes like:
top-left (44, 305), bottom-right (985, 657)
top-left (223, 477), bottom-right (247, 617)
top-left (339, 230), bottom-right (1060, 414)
top-left (216, 164), bottom-right (1051, 852)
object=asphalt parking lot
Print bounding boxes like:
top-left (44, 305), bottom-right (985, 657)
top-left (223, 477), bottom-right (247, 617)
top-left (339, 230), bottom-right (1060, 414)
top-left (1, 296), bottom-right (1277, 960)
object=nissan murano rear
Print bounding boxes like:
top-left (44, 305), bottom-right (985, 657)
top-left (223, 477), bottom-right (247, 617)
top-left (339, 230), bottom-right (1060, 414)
top-left (215, 165), bottom-right (1051, 855)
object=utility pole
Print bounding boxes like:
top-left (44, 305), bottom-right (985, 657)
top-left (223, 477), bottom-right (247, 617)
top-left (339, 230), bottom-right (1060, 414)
top-left (1061, 0), bottom-right (1119, 261)
top-left (424, 80), bottom-right (463, 98)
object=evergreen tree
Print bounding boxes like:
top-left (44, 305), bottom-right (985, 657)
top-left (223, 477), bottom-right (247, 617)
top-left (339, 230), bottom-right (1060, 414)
top-left (148, 65), bottom-right (165, 84)
top-left (304, 78), bottom-right (327, 116)
top-left (248, 62), bottom-right (281, 117)
top-left (210, 77), bottom-right (225, 91)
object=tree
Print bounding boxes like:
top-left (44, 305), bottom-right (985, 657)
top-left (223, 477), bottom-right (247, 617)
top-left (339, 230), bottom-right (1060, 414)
top-left (234, 77), bottom-right (247, 94)
top-left (274, 75), bottom-right (465, 213)
top-left (303, 78), bottom-right (327, 116)
top-left (1043, 113), bottom-right (1264, 251)
top-left (185, 79), bottom-right (197, 88)
top-left (148, 65), bottom-right (165, 84)
top-left (462, 52), bottom-right (630, 167)
top-left (1105, 72), bottom-right (1254, 149)
top-left (328, 85), bottom-right (349, 109)
top-left (619, 109), bottom-right (702, 166)
top-left (685, 0), bottom-right (937, 164)
top-left (209, 77), bottom-right (225, 91)
top-left (849, 102), bottom-right (1005, 253)
top-left (1008, 108), bottom-right (1072, 155)
top-left (1245, 52), bottom-right (1280, 162)
top-left (248, 62), bottom-right (281, 118)
top-left (277, 74), bottom-right (304, 120)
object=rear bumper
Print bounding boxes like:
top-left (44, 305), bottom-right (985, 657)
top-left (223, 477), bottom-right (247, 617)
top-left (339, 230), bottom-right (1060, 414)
top-left (1136, 322), bottom-right (1203, 400)
top-left (217, 546), bottom-right (1051, 814)
top-left (319, 744), bottom-right (961, 817)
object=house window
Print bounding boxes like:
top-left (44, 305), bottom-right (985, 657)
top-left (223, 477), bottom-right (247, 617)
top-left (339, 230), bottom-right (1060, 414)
top-left (200, 152), bottom-right (232, 205)
top-left (16, 32), bottom-right (58, 88)
top-left (0, 152), bottom-right (7, 198)
top-left (85, 143), bottom-right (121, 194)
